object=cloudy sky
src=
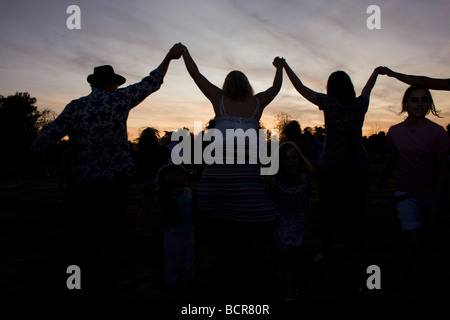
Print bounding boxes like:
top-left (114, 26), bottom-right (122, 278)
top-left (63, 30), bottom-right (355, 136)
top-left (1, 0), bottom-right (449, 140)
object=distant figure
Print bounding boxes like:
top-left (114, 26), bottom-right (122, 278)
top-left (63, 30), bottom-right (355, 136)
top-left (282, 59), bottom-right (382, 295)
top-left (378, 84), bottom-right (450, 298)
top-left (280, 120), bottom-right (309, 154)
top-left (133, 127), bottom-right (169, 233)
top-left (270, 142), bottom-right (313, 300)
top-left (157, 164), bottom-right (196, 301)
top-left (280, 120), bottom-right (302, 145)
top-left (25, 43), bottom-right (184, 298)
top-left (180, 44), bottom-right (283, 298)
top-left (379, 67), bottom-right (450, 90)
top-left (303, 129), bottom-right (323, 169)
top-left (162, 130), bottom-right (182, 164)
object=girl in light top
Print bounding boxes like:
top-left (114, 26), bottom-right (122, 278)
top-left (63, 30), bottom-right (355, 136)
top-left (179, 43), bottom-right (283, 298)
top-left (378, 84), bottom-right (450, 297)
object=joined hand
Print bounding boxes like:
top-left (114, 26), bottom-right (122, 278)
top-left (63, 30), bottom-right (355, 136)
top-left (273, 56), bottom-right (286, 68)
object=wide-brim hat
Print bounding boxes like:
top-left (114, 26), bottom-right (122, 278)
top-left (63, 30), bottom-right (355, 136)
top-left (87, 65), bottom-right (126, 86)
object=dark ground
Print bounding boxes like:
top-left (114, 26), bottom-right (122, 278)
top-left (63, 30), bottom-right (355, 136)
top-left (1, 155), bottom-right (450, 312)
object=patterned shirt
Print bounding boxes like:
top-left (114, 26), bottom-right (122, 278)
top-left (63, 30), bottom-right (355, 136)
top-left (317, 93), bottom-right (369, 171)
top-left (30, 69), bottom-right (163, 184)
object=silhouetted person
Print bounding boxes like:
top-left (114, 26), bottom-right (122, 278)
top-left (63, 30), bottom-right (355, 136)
top-left (24, 43), bottom-right (184, 299)
top-left (133, 127), bottom-right (169, 234)
top-left (282, 60), bottom-right (382, 295)
top-left (281, 120), bottom-right (308, 152)
top-left (379, 67), bottom-right (450, 90)
top-left (303, 129), bottom-right (323, 169)
top-left (157, 164), bottom-right (196, 301)
top-left (378, 84), bottom-right (450, 298)
top-left (269, 142), bottom-right (314, 300)
top-left (180, 44), bottom-right (283, 299)
top-left (162, 131), bottom-right (179, 164)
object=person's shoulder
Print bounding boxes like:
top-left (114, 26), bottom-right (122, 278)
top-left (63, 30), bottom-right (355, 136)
top-left (390, 121), bottom-right (404, 129)
top-left (69, 92), bottom-right (91, 103)
top-left (64, 94), bottom-right (92, 109)
top-left (357, 94), bottom-right (370, 103)
top-left (388, 122), bottom-right (404, 134)
top-left (317, 93), bottom-right (333, 110)
top-left (426, 118), bottom-right (445, 130)
top-left (425, 119), bottom-right (450, 136)
top-left (355, 95), bottom-right (370, 111)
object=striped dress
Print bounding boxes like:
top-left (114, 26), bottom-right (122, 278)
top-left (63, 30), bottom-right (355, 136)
top-left (197, 96), bottom-right (278, 222)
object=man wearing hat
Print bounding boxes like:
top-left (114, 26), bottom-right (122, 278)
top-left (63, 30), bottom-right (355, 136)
top-left (27, 43), bottom-right (184, 298)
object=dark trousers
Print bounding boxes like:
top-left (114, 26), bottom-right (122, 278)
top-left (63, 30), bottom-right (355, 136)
top-left (213, 219), bottom-right (270, 300)
top-left (69, 176), bottom-right (127, 299)
top-left (318, 168), bottom-right (368, 255)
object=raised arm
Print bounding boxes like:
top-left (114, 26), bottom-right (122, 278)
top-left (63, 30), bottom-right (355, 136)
top-left (380, 67), bottom-right (450, 91)
top-left (361, 67), bottom-right (381, 96)
top-left (283, 60), bottom-right (319, 106)
top-left (181, 45), bottom-right (222, 103)
top-left (157, 43), bottom-right (184, 77)
top-left (255, 57), bottom-right (284, 109)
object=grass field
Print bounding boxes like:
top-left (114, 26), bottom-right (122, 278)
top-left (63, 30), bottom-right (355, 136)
top-left (1, 155), bottom-right (450, 304)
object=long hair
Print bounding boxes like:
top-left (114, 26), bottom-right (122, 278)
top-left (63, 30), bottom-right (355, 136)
top-left (133, 127), bottom-right (162, 174)
top-left (135, 127), bottom-right (160, 152)
top-left (326, 71), bottom-right (356, 105)
top-left (222, 70), bottom-right (254, 101)
top-left (277, 141), bottom-right (314, 181)
top-left (401, 83), bottom-right (440, 117)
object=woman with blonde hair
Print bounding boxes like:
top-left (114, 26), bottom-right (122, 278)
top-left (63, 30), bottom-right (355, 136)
top-left (180, 43), bottom-right (283, 298)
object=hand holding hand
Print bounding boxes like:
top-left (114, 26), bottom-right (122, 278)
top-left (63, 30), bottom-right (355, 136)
top-left (273, 56), bottom-right (286, 69)
top-left (384, 67), bottom-right (394, 77)
top-left (375, 66), bottom-right (385, 74)
top-left (168, 43), bottom-right (185, 60)
top-left (377, 66), bottom-right (394, 76)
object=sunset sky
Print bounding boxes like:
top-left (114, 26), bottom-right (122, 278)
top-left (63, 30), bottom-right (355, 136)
top-left (1, 0), bottom-right (449, 140)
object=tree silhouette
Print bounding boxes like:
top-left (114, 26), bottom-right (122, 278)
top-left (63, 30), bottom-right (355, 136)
top-left (273, 112), bottom-right (294, 132)
top-left (0, 92), bottom-right (50, 166)
top-left (36, 108), bottom-right (57, 133)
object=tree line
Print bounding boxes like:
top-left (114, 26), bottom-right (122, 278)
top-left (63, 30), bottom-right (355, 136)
top-left (0, 92), bottom-right (388, 170)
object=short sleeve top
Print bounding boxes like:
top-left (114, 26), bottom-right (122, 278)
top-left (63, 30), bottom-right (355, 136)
top-left (387, 119), bottom-right (450, 199)
top-left (317, 93), bottom-right (369, 171)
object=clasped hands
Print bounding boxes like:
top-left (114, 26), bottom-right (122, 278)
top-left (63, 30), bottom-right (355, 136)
top-left (169, 42), bottom-right (286, 69)
top-left (167, 43), bottom-right (186, 60)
